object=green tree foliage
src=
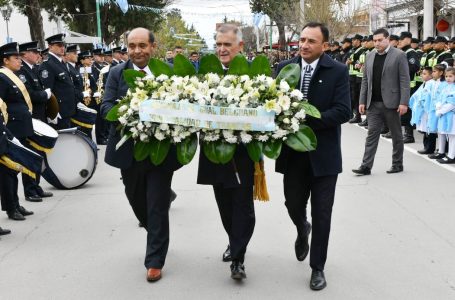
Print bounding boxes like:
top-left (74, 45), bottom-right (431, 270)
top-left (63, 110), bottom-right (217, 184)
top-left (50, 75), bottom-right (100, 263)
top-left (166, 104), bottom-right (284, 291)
top-left (153, 9), bottom-right (207, 58)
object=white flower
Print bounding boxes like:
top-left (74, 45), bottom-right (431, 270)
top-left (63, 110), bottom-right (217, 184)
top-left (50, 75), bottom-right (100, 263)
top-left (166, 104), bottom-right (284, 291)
top-left (118, 105), bottom-right (128, 113)
top-left (136, 122), bottom-right (144, 131)
top-left (240, 131), bottom-right (252, 144)
top-left (159, 123), bottom-right (169, 131)
top-left (290, 89), bottom-right (304, 100)
top-left (240, 75), bottom-right (250, 82)
top-left (295, 109), bottom-right (306, 120)
top-left (118, 116), bottom-right (127, 124)
top-left (156, 74), bottom-right (169, 82)
top-left (283, 118), bottom-right (290, 124)
top-left (278, 95), bottom-right (291, 111)
top-left (257, 134), bottom-right (269, 142)
top-left (291, 118), bottom-right (300, 132)
top-left (139, 133), bottom-right (148, 142)
top-left (279, 80), bottom-right (290, 92)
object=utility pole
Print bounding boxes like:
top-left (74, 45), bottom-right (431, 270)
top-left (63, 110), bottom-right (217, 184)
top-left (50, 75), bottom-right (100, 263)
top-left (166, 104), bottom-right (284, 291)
top-left (96, 0), bottom-right (102, 44)
top-left (423, 0), bottom-right (433, 39)
top-left (299, 0), bottom-right (305, 29)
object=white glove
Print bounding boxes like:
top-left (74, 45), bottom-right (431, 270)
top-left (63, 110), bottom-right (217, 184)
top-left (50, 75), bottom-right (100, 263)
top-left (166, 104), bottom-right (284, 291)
top-left (93, 92), bottom-right (101, 98)
top-left (45, 88), bottom-right (51, 99)
top-left (438, 103), bottom-right (455, 115)
top-left (12, 137), bottom-right (23, 145)
top-left (47, 114), bottom-right (59, 124)
top-left (77, 102), bottom-right (87, 109)
top-left (83, 91), bottom-right (91, 98)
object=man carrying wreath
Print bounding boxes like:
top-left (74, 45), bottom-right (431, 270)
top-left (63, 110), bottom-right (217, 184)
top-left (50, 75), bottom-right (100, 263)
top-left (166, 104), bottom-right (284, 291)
top-left (101, 28), bottom-right (182, 282)
top-left (197, 23), bottom-right (256, 280)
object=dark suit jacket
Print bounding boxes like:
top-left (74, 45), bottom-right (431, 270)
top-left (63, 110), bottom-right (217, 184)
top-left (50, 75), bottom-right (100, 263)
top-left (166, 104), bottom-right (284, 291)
top-left (16, 63), bottom-right (48, 121)
top-left (39, 54), bottom-right (76, 118)
top-left (67, 63), bottom-right (83, 104)
top-left (0, 110), bottom-right (13, 155)
top-left (0, 73), bottom-right (33, 138)
top-left (275, 53), bottom-right (351, 177)
top-left (100, 60), bottom-right (181, 172)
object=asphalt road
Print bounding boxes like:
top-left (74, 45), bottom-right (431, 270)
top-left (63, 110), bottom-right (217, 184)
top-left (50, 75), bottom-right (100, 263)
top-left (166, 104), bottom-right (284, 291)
top-left (1, 123), bottom-right (454, 299)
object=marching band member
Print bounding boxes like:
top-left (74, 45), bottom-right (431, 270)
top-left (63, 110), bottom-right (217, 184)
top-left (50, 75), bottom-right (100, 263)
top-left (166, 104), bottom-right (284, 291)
top-left (0, 100), bottom-right (12, 235)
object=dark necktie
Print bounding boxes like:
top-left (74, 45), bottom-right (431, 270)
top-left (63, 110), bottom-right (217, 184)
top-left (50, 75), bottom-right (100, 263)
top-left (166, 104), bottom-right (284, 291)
top-left (301, 65), bottom-right (313, 98)
top-left (138, 69), bottom-right (146, 75)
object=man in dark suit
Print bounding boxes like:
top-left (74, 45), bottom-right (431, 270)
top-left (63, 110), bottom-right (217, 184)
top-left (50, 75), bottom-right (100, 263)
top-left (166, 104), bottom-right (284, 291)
top-left (275, 22), bottom-right (351, 290)
top-left (352, 28), bottom-right (410, 176)
top-left (100, 27), bottom-right (181, 283)
top-left (17, 41), bottom-right (54, 202)
top-left (196, 23), bottom-right (255, 280)
top-left (39, 34), bottom-right (77, 129)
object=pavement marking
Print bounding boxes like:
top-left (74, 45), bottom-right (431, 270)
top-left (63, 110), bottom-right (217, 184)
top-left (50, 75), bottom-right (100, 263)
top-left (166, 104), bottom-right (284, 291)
top-left (352, 123), bottom-right (455, 174)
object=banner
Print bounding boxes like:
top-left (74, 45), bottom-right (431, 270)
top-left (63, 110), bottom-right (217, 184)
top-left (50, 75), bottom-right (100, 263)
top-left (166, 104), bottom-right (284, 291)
top-left (139, 100), bottom-right (276, 131)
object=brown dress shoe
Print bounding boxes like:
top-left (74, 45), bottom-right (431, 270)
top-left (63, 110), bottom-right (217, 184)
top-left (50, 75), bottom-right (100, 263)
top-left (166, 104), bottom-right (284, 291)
top-left (146, 268), bottom-right (162, 282)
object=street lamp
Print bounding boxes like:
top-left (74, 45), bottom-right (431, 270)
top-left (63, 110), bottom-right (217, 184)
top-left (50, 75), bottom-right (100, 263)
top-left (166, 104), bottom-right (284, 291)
top-left (1, 4), bottom-right (13, 43)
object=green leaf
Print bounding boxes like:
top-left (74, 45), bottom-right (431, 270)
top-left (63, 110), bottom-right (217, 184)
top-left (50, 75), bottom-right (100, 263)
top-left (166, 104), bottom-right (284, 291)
top-left (227, 55), bottom-right (249, 76)
top-left (202, 141), bottom-right (220, 164)
top-left (301, 101), bottom-right (321, 118)
top-left (246, 141), bottom-right (263, 162)
top-left (105, 103), bottom-right (121, 121)
top-left (215, 141), bottom-right (237, 164)
top-left (176, 133), bottom-right (198, 165)
top-left (148, 58), bottom-right (174, 77)
top-left (134, 141), bottom-right (153, 161)
top-left (285, 125), bottom-right (317, 152)
top-left (276, 63), bottom-right (300, 89)
top-left (249, 55), bottom-right (272, 77)
top-left (198, 54), bottom-right (224, 75)
top-left (263, 139), bottom-right (282, 159)
top-left (123, 69), bottom-right (145, 89)
top-left (149, 138), bottom-right (171, 166)
top-left (173, 54), bottom-right (196, 77)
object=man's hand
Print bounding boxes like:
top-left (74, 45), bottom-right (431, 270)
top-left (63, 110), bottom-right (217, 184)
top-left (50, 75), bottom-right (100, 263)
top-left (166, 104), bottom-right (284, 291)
top-left (397, 105), bottom-right (408, 116)
top-left (359, 104), bottom-right (366, 115)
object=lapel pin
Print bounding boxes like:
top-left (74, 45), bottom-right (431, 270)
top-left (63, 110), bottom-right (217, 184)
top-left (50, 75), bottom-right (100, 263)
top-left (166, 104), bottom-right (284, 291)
top-left (319, 80), bottom-right (322, 83)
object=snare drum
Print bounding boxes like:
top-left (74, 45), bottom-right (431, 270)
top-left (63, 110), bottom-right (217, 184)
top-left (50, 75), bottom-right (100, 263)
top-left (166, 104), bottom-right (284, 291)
top-left (71, 103), bottom-right (97, 129)
top-left (27, 119), bottom-right (59, 153)
top-left (42, 128), bottom-right (98, 189)
top-left (0, 139), bottom-right (43, 179)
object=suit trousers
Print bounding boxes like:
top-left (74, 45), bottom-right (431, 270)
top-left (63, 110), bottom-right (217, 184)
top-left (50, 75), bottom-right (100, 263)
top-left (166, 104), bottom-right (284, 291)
top-left (121, 160), bottom-right (174, 269)
top-left (423, 132), bottom-right (437, 152)
top-left (361, 101), bottom-right (404, 169)
top-left (0, 165), bottom-right (19, 213)
top-left (213, 185), bottom-right (255, 263)
top-left (350, 76), bottom-right (360, 116)
top-left (283, 152), bottom-right (338, 271)
top-left (20, 139), bottom-right (44, 197)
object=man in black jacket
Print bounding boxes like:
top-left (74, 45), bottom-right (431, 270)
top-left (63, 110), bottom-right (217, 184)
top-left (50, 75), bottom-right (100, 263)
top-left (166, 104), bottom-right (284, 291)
top-left (17, 41), bottom-right (54, 202)
top-left (100, 27), bottom-right (181, 283)
top-left (275, 22), bottom-right (351, 290)
top-left (196, 23), bottom-right (255, 281)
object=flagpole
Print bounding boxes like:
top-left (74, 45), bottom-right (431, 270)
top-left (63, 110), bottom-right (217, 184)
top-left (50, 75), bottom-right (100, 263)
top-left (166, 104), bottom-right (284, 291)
top-left (96, 0), bottom-right (102, 43)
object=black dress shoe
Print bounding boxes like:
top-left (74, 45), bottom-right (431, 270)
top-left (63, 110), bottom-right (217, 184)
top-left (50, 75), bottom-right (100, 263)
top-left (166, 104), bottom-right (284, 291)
top-left (230, 260), bottom-right (246, 280)
top-left (348, 116), bottom-right (361, 123)
top-left (0, 227), bottom-right (11, 235)
top-left (417, 149), bottom-right (433, 155)
top-left (39, 191), bottom-right (53, 198)
top-left (222, 245), bottom-right (232, 262)
top-left (17, 206), bottom-right (34, 216)
top-left (403, 136), bottom-right (415, 143)
top-left (437, 157), bottom-right (455, 164)
top-left (295, 224), bottom-right (311, 261)
top-left (382, 131), bottom-right (392, 138)
top-left (358, 119), bottom-right (368, 127)
top-left (380, 127), bottom-right (389, 134)
top-left (352, 166), bottom-right (371, 175)
top-left (310, 269), bottom-right (327, 291)
top-left (428, 153), bottom-right (445, 159)
top-left (386, 165), bottom-right (403, 174)
top-left (25, 195), bottom-right (42, 202)
top-left (7, 210), bottom-right (26, 221)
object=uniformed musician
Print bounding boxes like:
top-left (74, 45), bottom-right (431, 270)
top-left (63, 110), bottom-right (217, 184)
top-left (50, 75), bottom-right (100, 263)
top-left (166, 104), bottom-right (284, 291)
top-left (0, 99), bottom-right (12, 236)
top-left (346, 34), bottom-right (366, 123)
top-left (111, 47), bottom-right (122, 67)
top-left (77, 50), bottom-right (98, 139)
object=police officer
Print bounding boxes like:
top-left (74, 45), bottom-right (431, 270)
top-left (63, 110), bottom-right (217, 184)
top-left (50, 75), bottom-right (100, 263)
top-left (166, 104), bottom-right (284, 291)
top-left (398, 32), bottom-right (420, 143)
top-left (92, 48), bottom-right (105, 80)
top-left (91, 48), bottom-right (108, 144)
top-left (357, 35), bottom-right (374, 127)
top-left (389, 34), bottom-right (399, 47)
top-left (449, 37), bottom-right (455, 58)
top-left (17, 41), bottom-right (54, 202)
top-left (429, 36), bottom-right (453, 67)
top-left (328, 41), bottom-right (342, 61)
top-left (39, 34), bottom-right (77, 129)
top-left (0, 98), bottom-right (12, 235)
top-left (0, 42), bottom-right (34, 220)
top-left (121, 47), bottom-right (128, 62)
top-left (111, 47), bottom-right (122, 67)
top-left (340, 37), bottom-right (352, 64)
top-left (77, 50), bottom-right (98, 139)
top-left (347, 34), bottom-right (366, 123)
top-left (65, 44), bottom-right (85, 106)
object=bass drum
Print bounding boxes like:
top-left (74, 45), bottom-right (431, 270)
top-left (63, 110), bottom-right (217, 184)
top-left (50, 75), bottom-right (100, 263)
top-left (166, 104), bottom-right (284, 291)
top-left (42, 128), bottom-right (98, 189)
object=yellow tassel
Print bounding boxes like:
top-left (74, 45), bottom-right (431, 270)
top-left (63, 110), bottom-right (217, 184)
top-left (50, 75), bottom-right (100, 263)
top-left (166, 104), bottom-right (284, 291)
top-left (26, 139), bottom-right (53, 153)
top-left (0, 156), bottom-right (37, 179)
top-left (70, 118), bottom-right (94, 128)
top-left (253, 160), bottom-right (269, 201)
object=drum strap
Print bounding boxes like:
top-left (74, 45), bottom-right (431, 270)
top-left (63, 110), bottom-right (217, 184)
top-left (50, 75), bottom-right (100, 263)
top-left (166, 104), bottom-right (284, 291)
top-left (70, 118), bottom-right (94, 128)
top-left (0, 155), bottom-right (37, 179)
top-left (0, 68), bottom-right (33, 113)
top-left (0, 98), bottom-right (8, 124)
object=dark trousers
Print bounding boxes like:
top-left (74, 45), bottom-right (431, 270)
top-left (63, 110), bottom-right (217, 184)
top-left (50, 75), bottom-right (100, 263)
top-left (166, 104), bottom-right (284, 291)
top-left (213, 185), bottom-right (255, 263)
top-left (350, 76), bottom-right (361, 117)
top-left (121, 161), bottom-right (174, 269)
top-left (56, 117), bottom-right (72, 130)
top-left (20, 138), bottom-right (44, 197)
top-left (423, 133), bottom-right (437, 152)
top-left (283, 153), bottom-right (338, 271)
top-left (361, 101), bottom-right (404, 169)
top-left (0, 164), bottom-right (19, 213)
top-left (95, 106), bottom-right (108, 143)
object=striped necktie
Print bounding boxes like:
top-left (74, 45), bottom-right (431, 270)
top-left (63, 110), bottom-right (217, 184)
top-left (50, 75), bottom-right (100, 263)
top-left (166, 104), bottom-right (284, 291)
top-left (301, 64), bottom-right (313, 98)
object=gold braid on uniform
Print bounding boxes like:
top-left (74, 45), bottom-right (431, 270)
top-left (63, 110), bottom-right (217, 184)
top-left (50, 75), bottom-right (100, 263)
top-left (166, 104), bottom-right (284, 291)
top-left (0, 98), bottom-right (8, 123)
top-left (253, 160), bottom-right (269, 201)
top-left (0, 156), bottom-right (37, 179)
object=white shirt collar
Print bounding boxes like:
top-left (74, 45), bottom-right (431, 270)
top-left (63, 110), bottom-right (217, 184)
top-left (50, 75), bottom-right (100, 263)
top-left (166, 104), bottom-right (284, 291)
top-left (301, 58), bottom-right (319, 75)
top-left (68, 62), bottom-right (76, 68)
top-left (22, 60), bottom-right (34, 69)
top-left (376, 45), bottom-right (391, 55)
top-left (133, 64), bottom-right (152, 76)
top-left (49, 51), bottom-right (63, 62)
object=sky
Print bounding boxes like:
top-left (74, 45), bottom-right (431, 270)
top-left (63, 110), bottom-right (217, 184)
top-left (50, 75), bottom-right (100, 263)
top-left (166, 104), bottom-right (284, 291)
top-left (167, 0), bottom-right (254, 49)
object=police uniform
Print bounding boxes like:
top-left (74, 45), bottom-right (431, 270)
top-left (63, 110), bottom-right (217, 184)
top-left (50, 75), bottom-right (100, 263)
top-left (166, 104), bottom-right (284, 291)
top-left (399, 32), bottom-right (421, 143)
top-left (17, 41), bottom-right (53, 201)
top-left (428, 36), bottom-right (453, 68)
top-left (340, 38), bottom-right (352, 64)
top-left (111, 47), bottom-right (122, 67)
top-left (356, 36), bottom-right (374, 127)
top-left (39, 34), bottom-right (76, 129)
top-left (0, 100), bottom-right (12, 235)
top-left (347, 34), bottom-right (366, 123)
top-left (0, 42), bottom-right (34, 220)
